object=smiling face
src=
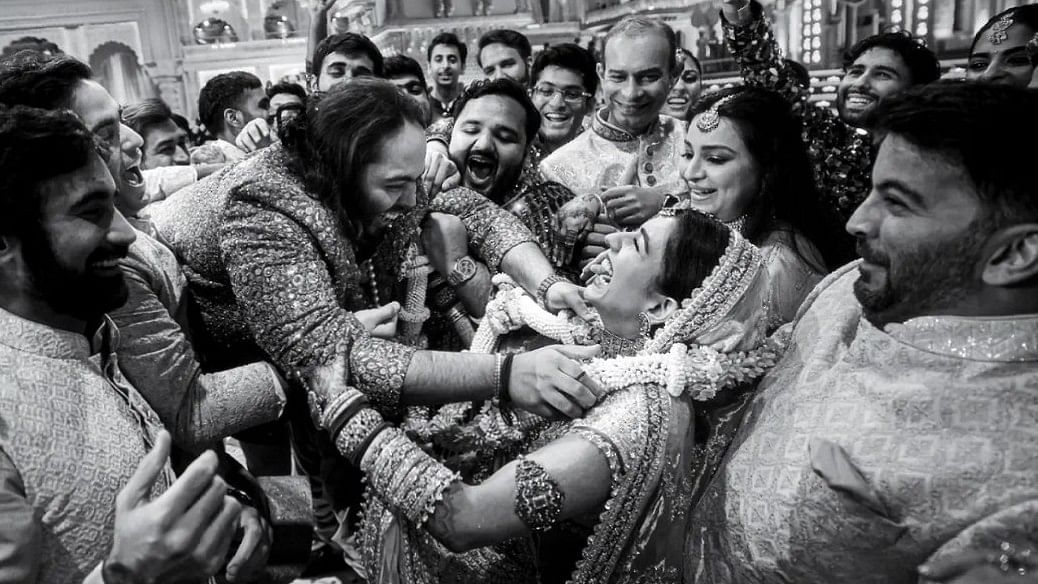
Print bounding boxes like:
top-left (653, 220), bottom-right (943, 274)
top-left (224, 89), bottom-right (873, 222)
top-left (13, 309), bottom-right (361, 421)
top-left (968, 22), bottom-right (1037, 88)
top-left (530, 64), bottom-right (592, 150)
top-left (22, 154), bottom-right (137, 320)
top-left (141, 119), bottom-right (190, 169)
top-left (583, 216), bottom-right (678, 334)
top-left (681, 116), bottom-right (761, 222)
top-left (599, 33), bottom-right (674, 134)
top-left (429, 44), bottom-right (463, 89)
top-left (70, 79), bottom-right (147, 215)
top-left (356, 121), bottom-right (426, 235)
top-left (846, 134), bottom-right (989, 326)
top-left (661, 54), bottom-right (702, 121)
top-left (318, 52), bottom-right (376, 91)
top-left (837, 47), bottom-right (913, 128)
top-left (448, 94), bottom-right (528, 202)
top-left (479, 42), bottom-right (529, 84)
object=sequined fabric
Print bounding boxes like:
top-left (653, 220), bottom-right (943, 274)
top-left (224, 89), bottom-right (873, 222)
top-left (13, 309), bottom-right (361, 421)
top-left (757, 224), bottom-right (826, 330)
top-left (0, 310), bottom-right (175, 583)
top-left (686, 263), bottom-right (1038, 583)
top-left (539, 110), bottom-right (686, 197)
top-left (723, 1), bottom-right (870, 264)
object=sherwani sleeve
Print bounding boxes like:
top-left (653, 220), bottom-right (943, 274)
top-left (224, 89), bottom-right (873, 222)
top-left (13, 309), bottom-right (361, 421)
top-left (111, 250), bottom-right (286, 452)
top-left (220, 186), bottom-right (415, 411)
top-left (921, 500), bottom-right (1038, 577)
top-left (429, 187), bottom-right (537, 271)
top-left (426, 117), bottom-right (454, 145)
top-left (0, 448), bottom-right (39, 584)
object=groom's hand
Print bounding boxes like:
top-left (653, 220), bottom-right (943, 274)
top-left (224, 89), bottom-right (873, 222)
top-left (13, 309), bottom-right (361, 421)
top-left (508, 345), bottom-right (604, 419)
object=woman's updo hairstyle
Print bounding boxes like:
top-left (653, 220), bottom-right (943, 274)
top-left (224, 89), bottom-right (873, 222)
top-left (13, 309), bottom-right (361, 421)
top-left (280, 78), bottom-right (425, 228)
top-left (690, 87), bottom-right (840, 269)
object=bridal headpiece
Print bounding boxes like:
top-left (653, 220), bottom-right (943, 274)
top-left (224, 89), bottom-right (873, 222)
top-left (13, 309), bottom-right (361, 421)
top-left (695, 94), bottom-right (736, 133)
top-left (643, 211), bottom-right (764, 353)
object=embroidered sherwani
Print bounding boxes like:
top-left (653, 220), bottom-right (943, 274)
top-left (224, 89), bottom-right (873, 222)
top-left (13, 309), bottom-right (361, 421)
top-left (723, 0), bottom-right (869, 264)
top-left (539, 109), bottom-right (686, 197)
top-left (687, 263), bottom-right (1038, 582)
top-left (111, 219), bottom-right (285, 451)
top-left (0, 310), bottom-right (175, 583)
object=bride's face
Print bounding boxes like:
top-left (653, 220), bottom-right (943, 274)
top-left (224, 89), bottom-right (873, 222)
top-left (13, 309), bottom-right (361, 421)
top-left (584, 216), bottom-right (678, 330)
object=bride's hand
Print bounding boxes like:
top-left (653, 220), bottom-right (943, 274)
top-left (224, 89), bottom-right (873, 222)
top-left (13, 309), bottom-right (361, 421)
top-left (508, 345), bottom-right (604, 419)
top-left (355, 302), bottom-right (400, 339)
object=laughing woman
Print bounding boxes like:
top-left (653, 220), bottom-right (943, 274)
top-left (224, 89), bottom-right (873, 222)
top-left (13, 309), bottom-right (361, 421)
top-left (302, 208), bottom-right (787, 583)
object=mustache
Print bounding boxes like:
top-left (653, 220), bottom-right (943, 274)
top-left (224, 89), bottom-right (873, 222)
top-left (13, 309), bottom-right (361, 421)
top-left (87, 246), bottom-right (130, 265)
top-left (855, 239), bottom-right (889, 265)
top-left (466, 150), bottom-right (499, 164)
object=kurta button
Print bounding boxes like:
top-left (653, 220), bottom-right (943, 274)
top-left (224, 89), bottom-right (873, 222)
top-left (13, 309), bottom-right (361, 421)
top-left (646, 175), bottom-right (657, 186)
top-left (646, 147), bottom-right (654, 157)
top-left (644, 162), bottom-right (653, 173)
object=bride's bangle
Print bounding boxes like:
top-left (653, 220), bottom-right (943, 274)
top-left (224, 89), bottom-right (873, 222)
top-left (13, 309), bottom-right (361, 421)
top-left (535, 274), bottom-right (566, 308)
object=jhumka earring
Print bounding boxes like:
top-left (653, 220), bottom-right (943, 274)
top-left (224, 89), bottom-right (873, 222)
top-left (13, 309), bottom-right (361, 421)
top-left (637, 312), bottom-right (651, 338)
top-left (695, 95), bottom-right (736, 133)
top-left (989, 13), bottom-right (1014, 45)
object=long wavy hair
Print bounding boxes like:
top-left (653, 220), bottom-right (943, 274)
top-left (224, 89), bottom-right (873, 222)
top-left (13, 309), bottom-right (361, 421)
top-left (279, 78), bottom-right (425, 235)
top-left (691, 87), bottom-right (839, 269)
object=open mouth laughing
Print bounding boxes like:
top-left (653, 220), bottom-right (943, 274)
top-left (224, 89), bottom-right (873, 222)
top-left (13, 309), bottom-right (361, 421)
top-left (464, 152), bottom-right (498, 191)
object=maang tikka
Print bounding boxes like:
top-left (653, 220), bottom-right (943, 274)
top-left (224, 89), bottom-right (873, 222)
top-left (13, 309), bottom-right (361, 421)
top-left (989, 13), bottom-right (1014, 45)
top-left (695, 95), bottom-right (736, 133)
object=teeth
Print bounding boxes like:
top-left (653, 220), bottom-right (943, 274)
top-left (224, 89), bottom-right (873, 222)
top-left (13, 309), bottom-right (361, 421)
top-left (93, 259), bottom-right (120, 269)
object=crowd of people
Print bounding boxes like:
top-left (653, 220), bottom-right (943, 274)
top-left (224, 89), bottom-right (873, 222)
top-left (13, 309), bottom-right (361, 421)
top-left (0, 1), bottom-right (1037, 583)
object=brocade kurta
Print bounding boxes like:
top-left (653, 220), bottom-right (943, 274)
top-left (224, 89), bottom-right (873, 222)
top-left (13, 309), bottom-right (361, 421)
top-left (539, 109), bottom-right (686, 197)
top-left (687, 263), bottom-right (1038, 583)
top-left (0, 310), bottom-right (175, 584)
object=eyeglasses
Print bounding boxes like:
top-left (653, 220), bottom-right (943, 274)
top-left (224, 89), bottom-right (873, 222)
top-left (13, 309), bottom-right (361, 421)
top-left (531, 84), bottom-right (592, 104)
top-left (267, 103), bottom-right (304, 126)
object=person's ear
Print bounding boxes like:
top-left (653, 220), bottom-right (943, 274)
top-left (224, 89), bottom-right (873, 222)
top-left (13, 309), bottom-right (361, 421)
top-left (980, 223), bottom-right (1038, 286)
top-left (643, 293), bottom-right (679, 325)
top-left (223, 108), bottom-right (243, 133)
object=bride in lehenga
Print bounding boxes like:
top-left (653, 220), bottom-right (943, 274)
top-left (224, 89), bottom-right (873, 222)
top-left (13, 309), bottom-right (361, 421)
top-left (301, 206), bottom-right (787, 584)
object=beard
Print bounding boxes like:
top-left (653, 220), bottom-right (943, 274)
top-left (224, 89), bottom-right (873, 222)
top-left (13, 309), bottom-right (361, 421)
top-left (20, 228), bottom-right (130, 322)
top-left (853, 222), bottom-right (989, 327)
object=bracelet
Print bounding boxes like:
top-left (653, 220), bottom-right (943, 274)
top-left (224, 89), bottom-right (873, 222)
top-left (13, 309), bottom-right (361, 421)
top-left (535, 274), bottom-right (566, 308)
top-left (320, 389), bottom-right (369, 438)
top-left (499, 353), bottom-right (515, 406)
top-left (360, 427), bottom-right (460, 526)
top-left (334, 408), bottom-right (387, 465)
top-left (492, 353), bottom-right (505, 401)
top-left (514, 456), bottom-right (565, 532)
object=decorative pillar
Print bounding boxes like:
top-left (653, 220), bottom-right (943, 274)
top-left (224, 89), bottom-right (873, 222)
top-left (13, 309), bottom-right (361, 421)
top-left (801, 0), bottom-right (822, 65)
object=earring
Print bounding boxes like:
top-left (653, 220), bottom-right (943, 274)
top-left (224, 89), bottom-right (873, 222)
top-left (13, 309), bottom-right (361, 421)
top-left (637, 312), bottom-right (651, 338)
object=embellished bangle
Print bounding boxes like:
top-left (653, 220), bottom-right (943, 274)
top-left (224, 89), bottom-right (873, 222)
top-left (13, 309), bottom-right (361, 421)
top-left (499, 353), bottom-right (515, 406)
top-left (360, 427), bottom-right (460, 526)
top-left (514, 455), bottom-right (565, 532)
top-left (334, 408), bottom-right (386, 465)
top-left (320, 389), bottom-right (369, 439)
top-left (492, 353), bottom-right (505, 401)
top-left (535, 274), bottom-right (566, 308)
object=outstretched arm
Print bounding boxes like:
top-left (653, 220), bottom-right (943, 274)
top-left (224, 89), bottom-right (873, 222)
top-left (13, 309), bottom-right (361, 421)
top-left (306, 0), bottom-right (337, 74)
top-left (720, 0), bottom-right (809, 107)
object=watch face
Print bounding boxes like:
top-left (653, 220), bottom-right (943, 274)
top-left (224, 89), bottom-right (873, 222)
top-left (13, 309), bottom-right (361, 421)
top-left (449, 256), bottom-right (478, 286)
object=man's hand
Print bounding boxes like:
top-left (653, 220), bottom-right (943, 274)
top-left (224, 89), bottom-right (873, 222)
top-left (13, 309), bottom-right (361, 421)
top-left (235, 118), bottom-right (276, 154)
top-left (721, 0), bottom-right (752, 23)
top-left (105, 431), bottom-right (243, 584)
top-left (508, 345), bottom-right (605, 419)
top-left (423, 144), bottom-right (461, 198)
top-left (601, 186), bottom-right (667, 226)
top-left (224, 504), bottom-right (272, 583)
top-left (579, 222), bottom-right (619, 269)
top-left (920, 547), bottom-right (1038, 584)
top-left (553, 194), bottom-right (600, 265)
top-left (421, 212), bottom-right (469, 276)
top-left (310, 0), bottom-right (339, 14)
top-left (543, 280), bottom-right (594, 321)
top-left (355, 302), bottom-right (400, 339)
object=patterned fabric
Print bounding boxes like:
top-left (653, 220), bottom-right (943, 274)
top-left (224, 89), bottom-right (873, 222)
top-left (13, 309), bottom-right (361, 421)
top-left (686, 263), bottom-right (1038, 583)
top-left (111, 221), bottom-right (285, 451)
top-left (0, 309), bottom-right (175, 583)
top-left (150, 145), bottom-right (532, 409)
top-left (723, 0), bottom-right (870, 264)
top-left (757, 224), bottom-right (826, 330)
top-left (539, 109), bottom-right (686, 197)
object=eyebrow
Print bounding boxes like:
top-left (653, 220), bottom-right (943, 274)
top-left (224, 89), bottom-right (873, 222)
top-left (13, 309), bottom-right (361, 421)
top-left (876, 179), bottom-right (926, 208)
top-left (974, 46), bottom-right (1029, 58)
top-left (606, 67), bottom-right (663, 76)
top-left (701, 145), bottom-right (737, 154)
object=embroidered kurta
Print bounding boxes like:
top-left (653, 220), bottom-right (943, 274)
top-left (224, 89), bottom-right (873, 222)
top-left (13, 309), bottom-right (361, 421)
top-left (0, 310), bottom-right (175, 584)
top-left (723, 0), bottom-right (869, 264)
top-left (539, 109), bottom-right (686, 197)
top-left (111, 220), bottom-right (285, 451)
top-left (687, 263), bottom-right (1038, 583)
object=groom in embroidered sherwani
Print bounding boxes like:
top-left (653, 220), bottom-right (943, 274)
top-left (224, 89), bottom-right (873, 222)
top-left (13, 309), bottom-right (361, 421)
top-left (687, 83), bottom-right (1038, 583)
top-left (539, 16), bottom-right (687, 267)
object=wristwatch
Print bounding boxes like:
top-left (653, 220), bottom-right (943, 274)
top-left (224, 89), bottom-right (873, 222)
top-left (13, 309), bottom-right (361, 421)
top-left (446, 255), bottom-right (478, 287)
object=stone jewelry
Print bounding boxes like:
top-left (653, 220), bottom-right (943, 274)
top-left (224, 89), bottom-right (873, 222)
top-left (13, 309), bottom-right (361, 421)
top-left (514, 456), bottom-right (565, 532)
